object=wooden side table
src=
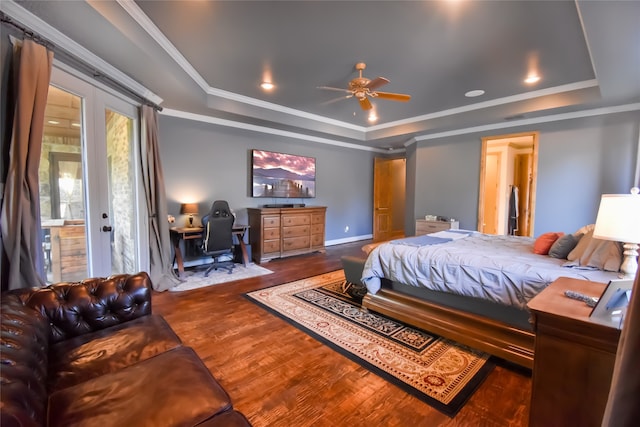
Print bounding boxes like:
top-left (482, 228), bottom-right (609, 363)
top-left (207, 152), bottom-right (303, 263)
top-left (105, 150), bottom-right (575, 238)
top-left (527, 277), bottom-right (621, 427)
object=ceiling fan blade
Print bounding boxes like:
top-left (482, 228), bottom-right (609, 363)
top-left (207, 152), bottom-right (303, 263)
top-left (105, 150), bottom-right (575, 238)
top-left (373, 91), bottom-right (411, 102)
top-left (320, 95), bottom-right (352, 106)
top-left (365, 77), bottom-right (390, 90)
top-left (358, 97), bottom-right (373, 110)
top-left (317, 86), bottom-right (352, 94)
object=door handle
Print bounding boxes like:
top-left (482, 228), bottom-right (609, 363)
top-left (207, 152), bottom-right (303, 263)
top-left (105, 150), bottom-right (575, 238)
top-left (102, 225), bottom-right (113, 232)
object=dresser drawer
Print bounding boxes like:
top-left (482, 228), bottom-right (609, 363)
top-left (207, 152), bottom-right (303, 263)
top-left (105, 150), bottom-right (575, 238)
top-left (415, 219), bottom-right (459, 235)
top-left (263, 216), bottom-right (280, 228)
top-left (282, 225), bottom-right (309, 238)
top-left (311, 214), bottom-right (324, 225)
top-left (263, 239), bottom-right (280, 254)
top-left (262, 227), bottom-right (280, 240)
top-left (311, 224), bottom-right (324, 234)
top-left (282, 215), bottom-right (310, 227)
top-left (311, 233), bottom-right (324, 246)
top-left (283, 236), bottom-right (310, 251)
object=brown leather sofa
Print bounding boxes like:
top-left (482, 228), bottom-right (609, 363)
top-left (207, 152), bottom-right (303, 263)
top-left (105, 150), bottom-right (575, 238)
top-left (0, 272), bottom-right (251, 427)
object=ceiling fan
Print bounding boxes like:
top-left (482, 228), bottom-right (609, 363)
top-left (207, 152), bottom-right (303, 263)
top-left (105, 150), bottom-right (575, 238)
top-left (318, 62), bottom-right (411, 111)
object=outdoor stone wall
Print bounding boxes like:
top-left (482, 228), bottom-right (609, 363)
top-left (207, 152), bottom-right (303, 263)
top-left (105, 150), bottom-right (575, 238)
top-left (106, 110), bottom-right (136, 274)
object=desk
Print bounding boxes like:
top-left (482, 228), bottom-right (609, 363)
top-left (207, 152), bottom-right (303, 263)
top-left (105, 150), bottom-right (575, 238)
top-left (170, 224), bottom-right (250, 277)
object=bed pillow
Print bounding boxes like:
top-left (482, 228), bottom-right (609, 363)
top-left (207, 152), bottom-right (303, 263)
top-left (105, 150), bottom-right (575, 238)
top-left (574, 223), bottom-right (595, 236)
top-left (566, 230), bottom-right (623, 271)
top-left (548, 233), bottom-right (581, 259)
top-left (533, 232), bottom-right (564, 255)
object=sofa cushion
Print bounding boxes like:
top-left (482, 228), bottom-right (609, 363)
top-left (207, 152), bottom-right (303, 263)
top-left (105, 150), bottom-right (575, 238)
top-left (48, 314), bottom-right (182, 392)
top-left (48, 346), bottom-right (233, 427)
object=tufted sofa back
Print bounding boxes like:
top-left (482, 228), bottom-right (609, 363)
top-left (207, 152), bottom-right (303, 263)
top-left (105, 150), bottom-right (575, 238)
top-left (10, 272), bottom-right (152, 343)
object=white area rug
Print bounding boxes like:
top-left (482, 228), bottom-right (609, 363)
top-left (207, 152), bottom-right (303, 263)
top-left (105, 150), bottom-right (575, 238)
top-left (169, 263), bottom-right (273, 292)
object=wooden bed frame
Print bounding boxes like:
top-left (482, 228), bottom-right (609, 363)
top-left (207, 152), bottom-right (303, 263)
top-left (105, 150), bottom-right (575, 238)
top-left (362, 286), bottom-right (535, 369)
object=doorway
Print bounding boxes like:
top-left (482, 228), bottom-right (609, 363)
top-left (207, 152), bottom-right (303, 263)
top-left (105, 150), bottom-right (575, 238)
top-left (477, 132), bottom-right (538, 236)
top-left (373, 157), bottom-right (406, 242)
top-left (39, 68), bottom-right (146, 283)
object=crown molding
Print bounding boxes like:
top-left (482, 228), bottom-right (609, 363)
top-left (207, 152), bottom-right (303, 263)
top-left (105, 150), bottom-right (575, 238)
top-left (414, 103), bottom-right (640, 141)
top-left (159, 108), bottom-right (390, 153)
top-left (1, 0), bottom-right (162, 105)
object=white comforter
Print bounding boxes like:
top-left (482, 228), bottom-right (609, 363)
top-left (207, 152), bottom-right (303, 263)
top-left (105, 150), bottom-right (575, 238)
top-left (361, 230), bottom-right (620, 309)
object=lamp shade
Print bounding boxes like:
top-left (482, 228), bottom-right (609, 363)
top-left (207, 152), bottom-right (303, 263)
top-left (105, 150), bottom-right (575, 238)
top-left (180, 203), bottom-right (199, 215)
top-left (593, 193), bottom-right (640, 243)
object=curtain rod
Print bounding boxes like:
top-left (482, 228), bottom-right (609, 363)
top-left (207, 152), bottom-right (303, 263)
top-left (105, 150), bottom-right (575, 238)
top-left (1, 13), bottom-right (162, 111)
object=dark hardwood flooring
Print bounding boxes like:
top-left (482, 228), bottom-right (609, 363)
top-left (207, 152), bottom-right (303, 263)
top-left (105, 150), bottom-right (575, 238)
top-left (154, 241), bottom-right (532, 426)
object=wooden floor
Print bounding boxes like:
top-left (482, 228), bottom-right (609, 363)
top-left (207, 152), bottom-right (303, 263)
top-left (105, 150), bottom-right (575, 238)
top-left (154, 241), bottom-right (532, 427)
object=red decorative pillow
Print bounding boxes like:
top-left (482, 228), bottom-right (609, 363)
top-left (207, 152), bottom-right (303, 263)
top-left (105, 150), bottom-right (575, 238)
top-left (533, 232), bottom-right (565, 255)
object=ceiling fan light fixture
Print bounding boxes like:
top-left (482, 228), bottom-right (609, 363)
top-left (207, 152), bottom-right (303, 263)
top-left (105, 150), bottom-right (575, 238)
top-left (260, 81), bottom-right (275, 91)
top-left (524, 75), bottom-right (540, 84)
top-left (465, 89), bottom-right (485, 98)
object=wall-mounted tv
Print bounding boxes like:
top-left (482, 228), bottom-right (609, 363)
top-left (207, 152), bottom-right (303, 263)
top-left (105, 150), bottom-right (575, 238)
top-left (252, 149), bottom-right (316, 198)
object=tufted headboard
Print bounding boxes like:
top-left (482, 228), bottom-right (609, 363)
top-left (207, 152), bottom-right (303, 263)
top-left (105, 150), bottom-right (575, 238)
top-left (7, 272), bottom-right (153, 343)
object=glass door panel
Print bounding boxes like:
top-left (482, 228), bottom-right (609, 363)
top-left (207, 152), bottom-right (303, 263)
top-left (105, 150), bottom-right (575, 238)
top-left (39, 85), bottom-right (88, 283)
top-left (105, 109), bottom-right (138, 275)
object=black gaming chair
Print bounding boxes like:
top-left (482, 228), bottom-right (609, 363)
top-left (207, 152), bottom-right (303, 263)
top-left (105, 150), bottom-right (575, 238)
top-left (201, 200), bottom-right (235, 276)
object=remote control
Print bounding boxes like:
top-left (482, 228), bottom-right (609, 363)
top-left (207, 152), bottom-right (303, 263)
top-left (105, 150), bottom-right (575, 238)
top-left (564, 290), bottom-right (599, 307)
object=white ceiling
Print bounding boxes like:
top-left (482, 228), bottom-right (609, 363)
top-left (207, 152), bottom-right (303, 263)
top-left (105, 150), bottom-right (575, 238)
top-left (4, 0), bottom-right (640, 150)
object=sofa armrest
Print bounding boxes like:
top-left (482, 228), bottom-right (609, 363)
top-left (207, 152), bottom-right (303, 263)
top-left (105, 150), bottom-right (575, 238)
top-left (11, 272), bottom-right (153, 343)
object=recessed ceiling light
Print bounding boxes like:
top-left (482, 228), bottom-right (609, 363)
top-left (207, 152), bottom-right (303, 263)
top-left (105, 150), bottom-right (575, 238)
top-left (465, 90), bottom-right (485, 98)
top-left (47, 120), bottom-right (60, 125)
top-left (368, 112), bottom-right (378, 123)
top-left (260, 82), bottom-right (274, 91)
top-left (524, 75), bottom-right (540, 84)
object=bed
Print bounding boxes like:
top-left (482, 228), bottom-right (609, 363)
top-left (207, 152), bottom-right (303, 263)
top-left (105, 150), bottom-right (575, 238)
top-left (360, 229), bottom-right (622, 369)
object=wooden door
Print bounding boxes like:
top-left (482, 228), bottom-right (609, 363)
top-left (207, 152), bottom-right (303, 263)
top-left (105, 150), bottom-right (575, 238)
top-left (482, 152), bottom-right (501, 234)
top-left (373, 158), bottom-right (393, 242)
top-left (514, 153), bottom-right (533, 236)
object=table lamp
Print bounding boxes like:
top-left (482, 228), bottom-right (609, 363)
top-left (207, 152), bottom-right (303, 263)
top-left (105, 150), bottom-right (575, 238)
top-left (180, 203), bottom-right (199, 228)
top-left (593, 187), bottom-right (640, 277)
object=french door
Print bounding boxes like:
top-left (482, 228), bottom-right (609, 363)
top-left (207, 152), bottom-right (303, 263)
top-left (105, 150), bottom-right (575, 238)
top-left (39, 67), bottom-right (148, 283)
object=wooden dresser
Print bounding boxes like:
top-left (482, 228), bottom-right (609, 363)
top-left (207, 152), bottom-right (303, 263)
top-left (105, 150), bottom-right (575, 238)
top-left (527, 277), bottom-right (620, 427)
top-left (415, 219), bottom-right (459, 235)
top-left (247, 206), bottom-right (326, 263)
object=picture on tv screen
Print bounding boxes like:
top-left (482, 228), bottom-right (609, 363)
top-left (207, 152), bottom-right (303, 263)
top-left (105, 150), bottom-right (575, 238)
top-left (252, 149), bottom-right (316, 198)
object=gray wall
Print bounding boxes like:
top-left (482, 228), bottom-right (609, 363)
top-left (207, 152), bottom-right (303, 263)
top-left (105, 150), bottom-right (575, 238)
top-left (158, 115), bottom-right (377, 243)
top-left (410, 111), bottom-right (639, 236)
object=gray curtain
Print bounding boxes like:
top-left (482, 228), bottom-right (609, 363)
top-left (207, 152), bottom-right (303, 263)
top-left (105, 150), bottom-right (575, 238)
top-left (1, 39), bottom-right (53, 291)
top-left (601, 268), bottom-right (640, 426)
top-left (140, 105), bottom-right (179, 291)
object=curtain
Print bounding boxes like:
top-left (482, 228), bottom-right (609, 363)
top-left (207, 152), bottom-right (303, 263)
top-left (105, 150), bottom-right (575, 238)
top-left (140, 105), bottom-right (179, 291)
top-left (0, 39), bottom-right (53, 291)
top-left (601, 268), bottom-right (640, 426)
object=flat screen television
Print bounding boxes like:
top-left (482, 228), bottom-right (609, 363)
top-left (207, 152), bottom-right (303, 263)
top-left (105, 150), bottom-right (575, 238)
top-left (252, 149), bottom-right (316, 198)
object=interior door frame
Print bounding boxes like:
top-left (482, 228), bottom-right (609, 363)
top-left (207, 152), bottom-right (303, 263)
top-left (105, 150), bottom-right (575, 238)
top-left (49, 66), bottom-right (149, 276)
top-left (477, 131), bottom-right (539, 236)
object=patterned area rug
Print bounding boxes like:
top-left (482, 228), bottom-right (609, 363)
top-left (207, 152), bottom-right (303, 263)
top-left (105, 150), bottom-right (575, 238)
top-left (245, 270), bottom-right (495, 416)
top-left (169, 263), bottom-right (273, 292)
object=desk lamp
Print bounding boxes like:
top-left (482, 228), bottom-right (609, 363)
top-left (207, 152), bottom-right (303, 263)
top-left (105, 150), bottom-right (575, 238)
top-left (180, 203), bottom-right (199, 228)
top-left (593, 188), bottom-right (640, 277)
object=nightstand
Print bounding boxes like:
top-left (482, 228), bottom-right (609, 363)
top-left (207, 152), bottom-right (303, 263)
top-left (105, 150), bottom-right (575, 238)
top-left (415, 219), bottom-right (459, 235)
top-left (527, 277), bottom-right (621, 427)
